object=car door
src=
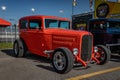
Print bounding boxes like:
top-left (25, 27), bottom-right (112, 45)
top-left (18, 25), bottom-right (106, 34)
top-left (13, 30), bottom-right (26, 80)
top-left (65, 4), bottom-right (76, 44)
top-left (26, 19), bottom-right (45, 55)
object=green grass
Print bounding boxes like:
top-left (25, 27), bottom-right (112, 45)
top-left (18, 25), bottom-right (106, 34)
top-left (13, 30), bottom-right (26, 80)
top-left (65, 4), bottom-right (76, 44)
top-left (0, 42), bottom-right (13, 49)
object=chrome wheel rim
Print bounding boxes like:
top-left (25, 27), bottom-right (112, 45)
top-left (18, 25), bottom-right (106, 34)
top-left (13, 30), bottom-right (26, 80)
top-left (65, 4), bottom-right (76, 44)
top-left (98, 48), bottom-right (106, 62)
top-left (19, 41), bottom-right (24, 54)
top-left (14, 41), bottom-right (24, 55)
top-left (14, 42), bottom-right (18, 55)
top-left (100, 51), bottom-right (106, 61)
top-left (53, 51), bottom-right (66, 70)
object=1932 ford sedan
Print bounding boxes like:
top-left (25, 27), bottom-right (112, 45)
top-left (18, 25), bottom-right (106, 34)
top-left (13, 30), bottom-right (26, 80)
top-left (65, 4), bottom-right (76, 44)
top-left (13, 15), bottom-right (110, 74)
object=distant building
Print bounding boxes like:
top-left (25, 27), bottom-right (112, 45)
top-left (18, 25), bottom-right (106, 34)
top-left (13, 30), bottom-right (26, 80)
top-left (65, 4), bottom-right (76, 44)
top-left (0, 18), bottom-right (19, 43)
top-left (0, 26), bottom-right (19, 43)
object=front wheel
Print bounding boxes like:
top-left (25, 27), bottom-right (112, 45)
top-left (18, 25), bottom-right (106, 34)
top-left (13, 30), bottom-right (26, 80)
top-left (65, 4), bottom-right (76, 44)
top-left (95, 45), bottom-right (111, 65)
top-left (52, 47), bottom-right (74, 74)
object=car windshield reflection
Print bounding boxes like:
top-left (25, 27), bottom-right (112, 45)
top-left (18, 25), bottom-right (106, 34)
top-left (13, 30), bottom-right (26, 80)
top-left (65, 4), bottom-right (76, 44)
top-left (45, 19), bottom-right (70, 29)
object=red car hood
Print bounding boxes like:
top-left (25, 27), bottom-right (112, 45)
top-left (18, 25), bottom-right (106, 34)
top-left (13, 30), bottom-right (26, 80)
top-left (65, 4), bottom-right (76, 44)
top-left (43, 28), bottom-right (92, 51)
top-left (44, 28), bottom-right (92, 36)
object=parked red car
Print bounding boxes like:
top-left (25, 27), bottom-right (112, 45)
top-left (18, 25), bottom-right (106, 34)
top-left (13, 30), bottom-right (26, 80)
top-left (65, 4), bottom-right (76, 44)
top-left (13, 15), bottom-right (110, 74)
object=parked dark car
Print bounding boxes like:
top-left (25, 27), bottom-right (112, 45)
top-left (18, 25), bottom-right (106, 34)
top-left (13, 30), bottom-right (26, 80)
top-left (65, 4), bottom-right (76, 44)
top-left (88, 18), bottom-right (120, 54)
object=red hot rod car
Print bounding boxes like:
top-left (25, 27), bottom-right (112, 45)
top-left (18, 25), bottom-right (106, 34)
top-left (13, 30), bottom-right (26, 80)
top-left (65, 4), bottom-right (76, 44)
top-left (13, 15), bottom-right (110, 74)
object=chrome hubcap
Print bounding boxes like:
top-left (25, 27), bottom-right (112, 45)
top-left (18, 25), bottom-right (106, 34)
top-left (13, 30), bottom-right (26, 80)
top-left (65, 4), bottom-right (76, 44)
top-left (14, 41), bottom-right (24, 55)
top-left (14, 43), bottom-right (18, 55)
top-left (53, 51), bottom-right (66, 70)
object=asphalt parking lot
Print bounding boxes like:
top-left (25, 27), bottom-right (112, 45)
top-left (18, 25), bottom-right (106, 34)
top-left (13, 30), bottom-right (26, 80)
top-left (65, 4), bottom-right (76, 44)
top-left (0, 49), bottom-right (120, 80)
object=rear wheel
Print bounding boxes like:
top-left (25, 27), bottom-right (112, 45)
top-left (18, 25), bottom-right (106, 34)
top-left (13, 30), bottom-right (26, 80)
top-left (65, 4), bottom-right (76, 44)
top-left (95, 45), bottom-right (111, 65)
top-left (52, 47), bottom-right (74, 74)
top-left (13, 39), bottom-right (27, 57)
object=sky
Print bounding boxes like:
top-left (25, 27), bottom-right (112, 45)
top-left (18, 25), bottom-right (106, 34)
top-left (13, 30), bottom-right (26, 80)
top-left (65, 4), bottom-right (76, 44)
top-left (0, 0), bottom-right (118, 23)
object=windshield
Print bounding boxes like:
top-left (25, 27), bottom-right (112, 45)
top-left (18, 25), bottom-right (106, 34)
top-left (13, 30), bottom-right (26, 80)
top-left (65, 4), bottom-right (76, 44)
top-left (107, 21), bottom-right (120, 33)
top-left (45, 19), bottom-right (70, 29)
top-left (89, 20), bottom-right (120, 29)
top-left (89, 20), bottom-right (120, 33)
top-left (89, 21), bottom-right (106, 30)
top-left (108, 21), bottom-right (120, 28)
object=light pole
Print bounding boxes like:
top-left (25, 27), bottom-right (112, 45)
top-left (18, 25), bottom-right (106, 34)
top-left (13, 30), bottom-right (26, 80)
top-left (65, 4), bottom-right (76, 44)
top-left (72, 0), bottom-right (77, 29)
top-left (89, 0), bottom-right (92, 12)
top-left (72, 0), bottom-right (76, 16)
top-left (9, 18), bottom-right (17, 43)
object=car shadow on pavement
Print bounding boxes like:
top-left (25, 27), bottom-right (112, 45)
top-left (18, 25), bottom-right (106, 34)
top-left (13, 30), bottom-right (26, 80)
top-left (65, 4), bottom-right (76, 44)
top-left (1, 49), bottom-right (51, 63)
top-left (1, 49), bottom-right (55, 72)
top-left (110, 54), bottom-right (120, 62)
top-left (25, 53), bottom-right (51, 63)
top-left (36, 64), bottom-right (55, 73)
top-left (1, 49), bottom-right (14, 57)
top-left (73, 64), bottom-right (91, 70)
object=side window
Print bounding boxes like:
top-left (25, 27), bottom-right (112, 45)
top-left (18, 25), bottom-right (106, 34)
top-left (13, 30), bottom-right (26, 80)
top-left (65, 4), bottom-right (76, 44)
top-left (29, 20), bottom-right (41, 29)
top-left (20, 20), bottom-right (28, 29)
top-left (45, 19), bottom-right (58, 28)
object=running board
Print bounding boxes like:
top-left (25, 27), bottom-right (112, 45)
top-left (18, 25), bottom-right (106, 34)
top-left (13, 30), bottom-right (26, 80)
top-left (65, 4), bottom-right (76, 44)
top-left (43, 50), bottom-right (54, 54)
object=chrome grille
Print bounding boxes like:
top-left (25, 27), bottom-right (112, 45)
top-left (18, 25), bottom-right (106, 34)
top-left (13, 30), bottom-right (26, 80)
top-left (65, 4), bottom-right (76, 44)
top-left (81, 35), bottom-right (92, 61)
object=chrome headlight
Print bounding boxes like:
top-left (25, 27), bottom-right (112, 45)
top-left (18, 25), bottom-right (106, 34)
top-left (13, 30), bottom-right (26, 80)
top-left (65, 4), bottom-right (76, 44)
top-left (73, 48), bottom-right (78, 56)
top-left (94, 46), bottom-right (98, 53)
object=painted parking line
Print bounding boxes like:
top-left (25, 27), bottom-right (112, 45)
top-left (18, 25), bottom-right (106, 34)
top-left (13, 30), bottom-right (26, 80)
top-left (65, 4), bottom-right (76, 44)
top-left (66, 66), bottom-right (120, 80)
